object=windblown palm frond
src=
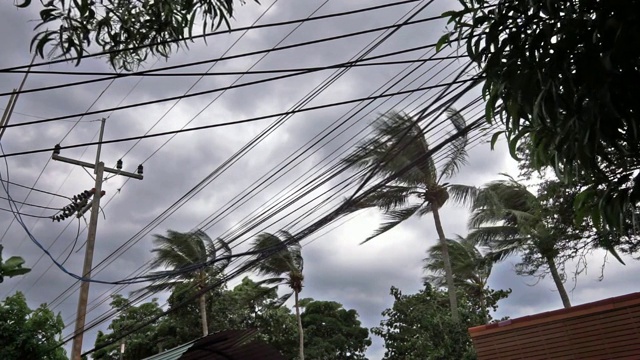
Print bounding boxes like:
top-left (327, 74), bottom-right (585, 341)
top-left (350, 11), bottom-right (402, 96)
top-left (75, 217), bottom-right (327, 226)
top-left (342, 107), bottom-right (474, 322)
top-left (251, 231), bottom-right (303, 291)
top-left (447, 184), bottom-right (479, 207)
top-left (342, 112), bottom-right (438, 187)
top-left (134, 229), bottom-right (230, 295)
top-left (438, 108), bottom-right (470, 182)
top-left (251, 230), bottom-right (306, 359)
top-left (134, 228), bottom-right (230, 336)
top-left (424, 236), bottom-right (492, 287)
top-left (468, 175), bottom-right (573, 308)
top-left (351, 185), bottom-right (418, 212)
top-left (361, 203), bottom-right (425, 244)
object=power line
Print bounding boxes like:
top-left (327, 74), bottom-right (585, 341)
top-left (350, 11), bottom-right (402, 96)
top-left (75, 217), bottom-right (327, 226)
top-left (58, 97), bottom-right (492, 345)
top-left (2, 57), bottom-right (465, 78)
top-left (86, 0), bottom-right (439, 283)
top-left (0, 17), bottom-right (441, 98)
top-left (60, 59), bottom-right (488, 354)
top-left (57, 78), bottom-right (486, 333)
top-left (37, 0), bottom-right (464, 328)
top-left (0, 206), bottom-right (54, 219)
top-left (47, 59), bottom-right (478, 318)
top-left (1, 0), bottom-right (422, 72)
top-left (0, 179), bottom-right (70, 199)
top-left (0, 78), bottom-right (480, 159)
top-left (77, 113), bottom-right (486, 357)
top-left (63, 122), bottom-right (492, 339)
top-left (0, 195), bottom-right (61, 210)
top-left (0, 43), bottom-right (449, 131)
top-left (27, 0), bottom-right (438, 304)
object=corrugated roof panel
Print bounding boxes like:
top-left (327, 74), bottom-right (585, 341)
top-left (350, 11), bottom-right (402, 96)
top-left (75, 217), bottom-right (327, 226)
top-left (141, 341), bottom-right (196, 360)
top-left (469, 292), bottom-right (640, 359)
top-left (141, 329), bottom-right (286, 360)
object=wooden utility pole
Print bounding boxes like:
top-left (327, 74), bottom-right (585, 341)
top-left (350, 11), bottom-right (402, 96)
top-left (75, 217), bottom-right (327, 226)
top-left (52, 119), bottom-right (143, 360)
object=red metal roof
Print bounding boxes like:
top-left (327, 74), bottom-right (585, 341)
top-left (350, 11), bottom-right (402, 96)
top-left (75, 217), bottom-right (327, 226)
top-left (469, 292), bottom-right (640, 359)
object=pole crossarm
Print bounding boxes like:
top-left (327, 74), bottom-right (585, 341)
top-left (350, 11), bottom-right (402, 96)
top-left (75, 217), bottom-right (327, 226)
top-left (52, 154), bottom-right (143, 180)
top-left (52, 118), bottom-right (144, 360)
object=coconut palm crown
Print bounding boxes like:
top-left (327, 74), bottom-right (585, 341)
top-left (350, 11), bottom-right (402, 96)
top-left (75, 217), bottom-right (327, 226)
top-left (423, 235), bottom-right (494, 322)
top-left (343, 108), bottom-right (477, 321)
top-left (135, 229), bottom-right (232, 336)
top-left (250, 230), bottom-right (305, 360)
top-left (468, 175), bottom-right (572, 308)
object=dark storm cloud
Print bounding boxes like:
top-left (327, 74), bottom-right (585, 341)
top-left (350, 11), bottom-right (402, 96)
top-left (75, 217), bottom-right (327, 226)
top-left (2, 1), bottom-right (638, 360)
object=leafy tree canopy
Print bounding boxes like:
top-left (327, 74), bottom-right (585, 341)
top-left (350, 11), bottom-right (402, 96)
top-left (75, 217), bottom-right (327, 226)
top-left (93, 294), bottom-right (164, 360)
top-left (372, 283), bottom-right (508, 360)
top-left (300, 298), bottom-right (372, 360)
top-left (0, 292), bottom-right (67, 360)
top-left (443, 0), bottom-right (640, 232)
top-left (14, 0), bottom-right (259, 70)
top-left (93, 280), bottom-right (373, 360)
top-left (0, 245), bottom-right (31, 283)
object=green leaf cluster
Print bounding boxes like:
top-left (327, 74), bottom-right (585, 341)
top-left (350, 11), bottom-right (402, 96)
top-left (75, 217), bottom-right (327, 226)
top-left (441, 0), bottom-right (640, 235)
top-left (94, 278), bottom-right (371, 360)
top-left (0, 245), bottom-right (31, 283)
top-left (15, 0), bottom-right (260, 70)
top-left (372, 284), bottom-right (508, 360)
top-left (0, 292), bottom-right (67, 360)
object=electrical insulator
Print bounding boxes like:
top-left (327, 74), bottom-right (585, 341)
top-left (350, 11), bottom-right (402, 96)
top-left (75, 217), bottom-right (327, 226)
top-left (137, 164), bottom-right (143, 175)
top-left (117, 159), bottom-right (123, 170)
top-left (77, 201), bottom-right (93, 218)
top-left (53, 144), bottom-right (61, 155)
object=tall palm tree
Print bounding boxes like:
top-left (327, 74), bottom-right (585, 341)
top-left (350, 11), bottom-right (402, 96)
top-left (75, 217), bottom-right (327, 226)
top-left (423, 235), bottom-right (493, 323)
top-left (135, 229), bottom-right (231, 336)
top-left (468, 175), bottom-right (572, 308)
top-left (343, 109), bottom-right (477, 321)
top-left (250, 231), bottom-right (305, 360)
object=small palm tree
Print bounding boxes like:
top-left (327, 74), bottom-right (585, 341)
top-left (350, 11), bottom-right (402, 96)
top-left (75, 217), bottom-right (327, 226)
top-left (343, 109), bottom-right (477, 321)
top-left (423, 235), bottom-right (493, 323)
top-left (468, 175), bottom-right (572, 308)
top-left (135, 229), bottom-right (231, 336)
top-left (250, 231), bottom-right (305, 360)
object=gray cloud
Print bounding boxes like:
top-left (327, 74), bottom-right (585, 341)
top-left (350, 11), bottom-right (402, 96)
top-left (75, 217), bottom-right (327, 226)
top-left (1, 1), bottom-right (638, 360)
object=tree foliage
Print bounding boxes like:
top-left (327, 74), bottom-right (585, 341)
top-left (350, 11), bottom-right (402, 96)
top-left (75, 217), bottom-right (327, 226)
top-left (0, 292), bottom-right (67, 360)
top-left (93, 295), bottom-right (164, 360)
top-left (442, 0), bottom-right (640, 233)
top-left (14, 0), bottom-right (259, 70)
top-left (94, 279), bottom-right (371, 360)
top-left (372, 283), bottom-right (508, 360)
top-left (300, 299), bottom-right (371, 360)
top-left (0, 245), bottom-right (31, 283)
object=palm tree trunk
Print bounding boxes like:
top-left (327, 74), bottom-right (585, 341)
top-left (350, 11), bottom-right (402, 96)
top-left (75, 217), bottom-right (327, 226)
top-left (294, 290), bottom-right (305, 360)
top-left (432, 206), bottom-right (459, 322)
top-left (546, 255), bottom-right (572, 308)
top-left (199, 293), bottom-right (209, 336)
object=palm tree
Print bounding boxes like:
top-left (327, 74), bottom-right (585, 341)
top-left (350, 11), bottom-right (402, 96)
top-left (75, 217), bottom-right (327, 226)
top-left (423, 235), bottom-right (493, 323)
top-left (250, 231), bottom-right (305, 360)
top-left (343, 109), bottom-right (477, 321)
top-left (135, 229), bottom-right (231, 336)
top-left (468, 175), bottom-right (572, 308)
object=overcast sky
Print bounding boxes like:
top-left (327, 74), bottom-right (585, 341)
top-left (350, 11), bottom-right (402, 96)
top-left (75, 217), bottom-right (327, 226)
top-left (1, 1), bottom-right (639, 359)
